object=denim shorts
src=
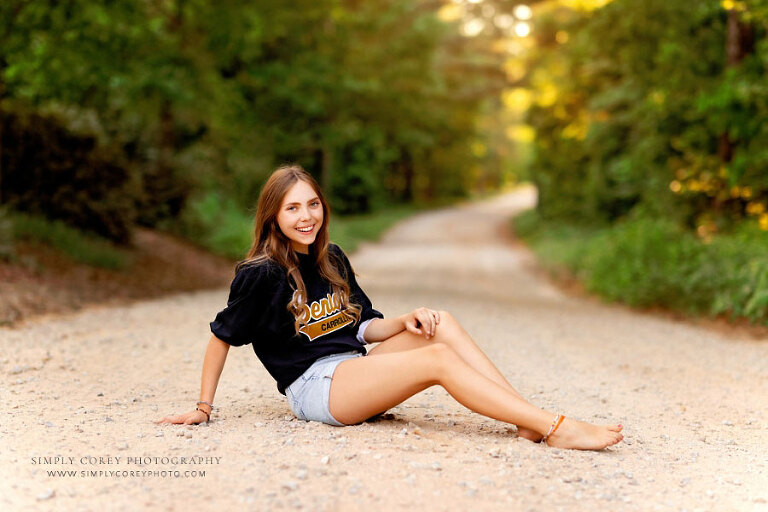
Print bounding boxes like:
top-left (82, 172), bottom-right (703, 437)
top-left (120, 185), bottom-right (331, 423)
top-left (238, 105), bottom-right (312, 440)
top-left (285, 351), bottom-right (364, 427)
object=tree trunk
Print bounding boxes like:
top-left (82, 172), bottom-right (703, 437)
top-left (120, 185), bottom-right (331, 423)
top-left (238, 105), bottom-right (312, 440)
top-left (719, 9), bottom-right (755, 164)
top-left (320, 145), bottom-right (332, 192)
top-left (0, 109), bottom-right (3, 205)
top-left (726, 9), bottom-right (754, 65)
top-left (160, 0), bottom-right (184, 164)
top-left (0, 79), bottom-right (4, 205)
top-left (159, 100), bottom-right (176, 166)
top-left (0, 2), bottom-right (33, 205)
top-left (401, 152), bottom-right (414, 201)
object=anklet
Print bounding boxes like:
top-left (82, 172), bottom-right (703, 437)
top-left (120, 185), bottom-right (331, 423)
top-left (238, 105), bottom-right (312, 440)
top-left (195, 407), bottom-right (210, 422)
top-left (540, 414), bottom-right (565, 444)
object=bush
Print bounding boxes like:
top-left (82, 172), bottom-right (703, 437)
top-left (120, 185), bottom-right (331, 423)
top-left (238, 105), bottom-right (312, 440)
top-left (707, 225), bottom-right (768, 322)
top-left (581, 218), bottom-right (710, 311)
top-left (0, 206), bottom-right (13, 260)
top-left (514, 211), bottom-right (768, 325)
top-left (0, 108), bottom-right (137, 243)
top-left (177, 191), bottom-right (253, 260)
top-left (10, 211), bottom-right (130, 269)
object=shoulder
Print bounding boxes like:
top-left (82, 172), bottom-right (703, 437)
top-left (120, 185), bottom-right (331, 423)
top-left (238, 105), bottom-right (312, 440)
top-left (327, 243), bottom-right (350, 267)
top-left (328, 243), bottom-right (356, 264)
top-left (232, 258), bottom-right (285, 292)
top-left (328, 243), bottom-right (357, 278)
top-left (236, 257), bottom-right (283, 276)
top-left (327, 243), bottom-right (348, 260)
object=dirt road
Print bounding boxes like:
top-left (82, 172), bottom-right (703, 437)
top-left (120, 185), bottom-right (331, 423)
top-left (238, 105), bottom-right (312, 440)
top-left (2, 188), bottom-right (767, 511)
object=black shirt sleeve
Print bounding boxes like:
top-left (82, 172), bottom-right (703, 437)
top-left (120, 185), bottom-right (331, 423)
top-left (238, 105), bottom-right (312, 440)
top-left (210, 263), bottom-right (276, 346)
top-left (330, 244), bottom-right (384, 324)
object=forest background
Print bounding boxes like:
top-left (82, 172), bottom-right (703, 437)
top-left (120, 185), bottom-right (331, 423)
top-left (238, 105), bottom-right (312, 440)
top-left (0, 0), bottom-right (767, 327)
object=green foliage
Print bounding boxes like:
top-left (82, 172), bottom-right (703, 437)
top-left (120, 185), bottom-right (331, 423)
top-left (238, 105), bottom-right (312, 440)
top-left (512, 209), bottom-right (599, 277)
top-left (527, 0), bottom-right (768, 229)
top-left (230, 0), bottom-right (505, 209)
top-left (330, 205), bottom-right (420, 254)
top-left (0, 206), bottom-right (13, 260)
top-left (177, 189), bottom-right (421, 259)
top-left (515, 211), bottom-right (768, 325)
top-left (0, 0), bottom-right (510, 250)
top-left (0, 108), bottom-right (137, 243)
top-left (10, 211), bottom-right (130, 269)
top-left (579, 219), bottom-right (713, 311)
top-left (520, 0), bottom-right (768, 322)
top-left (707, 224), bottom-right (768, 321)
top-left (177, 191), bottom-right (253, 260)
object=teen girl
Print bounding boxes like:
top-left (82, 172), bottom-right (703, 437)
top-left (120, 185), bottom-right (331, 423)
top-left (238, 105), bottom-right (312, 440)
top-left (157, 165), bottom-right (624, 450)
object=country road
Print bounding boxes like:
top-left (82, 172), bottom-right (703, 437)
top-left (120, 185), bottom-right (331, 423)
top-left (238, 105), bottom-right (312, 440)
top-left (2, 188), bottom-right (767, 511)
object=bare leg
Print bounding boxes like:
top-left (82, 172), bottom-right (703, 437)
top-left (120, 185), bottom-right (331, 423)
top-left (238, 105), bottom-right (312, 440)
top-left (367, 310), bottom-right (542, 441)
top-left (329, 342), bottom-right (623, 450)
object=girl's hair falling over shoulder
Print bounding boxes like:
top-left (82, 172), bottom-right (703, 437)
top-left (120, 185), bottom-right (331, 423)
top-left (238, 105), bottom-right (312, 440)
top-left (238, 164), bottom-right (361, 335)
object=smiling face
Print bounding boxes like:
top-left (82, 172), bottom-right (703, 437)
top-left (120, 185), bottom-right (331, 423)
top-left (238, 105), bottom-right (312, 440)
top-left (276, 179), bottom-right (324, 254)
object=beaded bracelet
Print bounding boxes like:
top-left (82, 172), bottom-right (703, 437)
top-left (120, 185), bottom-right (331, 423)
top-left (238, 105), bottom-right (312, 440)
top-left (195, 407), bottom-right (211, 422)
top-left (540, 414), bottom-right (565, 443)
top-left (195, 401), bottom-right (213, 422)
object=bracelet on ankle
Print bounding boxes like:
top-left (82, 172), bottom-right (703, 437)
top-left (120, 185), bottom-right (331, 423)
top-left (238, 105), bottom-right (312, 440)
top-left (195, 407), bottom-right (211, 422)
top-left (196, 401), bottom-right (214, 411)
top-left (540, 414), bottom-right (565, 443)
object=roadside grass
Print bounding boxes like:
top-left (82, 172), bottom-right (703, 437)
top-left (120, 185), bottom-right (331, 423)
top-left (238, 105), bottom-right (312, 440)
top-left (0, 195), bottom-right (428, 271)
top-left (177, 192), bottom-right (254, 260)
top-left (513, 209), bottom-right (768, 326)
top-left (7, 210), bottom-right (130, 269)
top-left (329, 205), bottom-right (420, 253)
top-left (179, 191), bottom-right (426, 260)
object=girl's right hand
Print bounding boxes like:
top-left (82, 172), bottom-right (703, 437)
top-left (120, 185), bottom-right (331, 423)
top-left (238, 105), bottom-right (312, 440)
top-left (403, 307), bottom-right (441, 339)
top-left (155, 409), bottom-right (209, 425)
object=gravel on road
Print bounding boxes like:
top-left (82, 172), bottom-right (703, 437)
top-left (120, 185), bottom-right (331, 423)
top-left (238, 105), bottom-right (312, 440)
top-left (2, 188), bottom-right (767, 511)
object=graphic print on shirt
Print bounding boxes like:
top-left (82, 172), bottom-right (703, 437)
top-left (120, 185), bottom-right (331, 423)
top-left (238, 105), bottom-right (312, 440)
top-left (293, 289), bottom-right (354, 341)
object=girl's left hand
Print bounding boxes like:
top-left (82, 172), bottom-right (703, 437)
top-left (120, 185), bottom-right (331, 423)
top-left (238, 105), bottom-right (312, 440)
top-left (403, 308), bottom-right (441, 339)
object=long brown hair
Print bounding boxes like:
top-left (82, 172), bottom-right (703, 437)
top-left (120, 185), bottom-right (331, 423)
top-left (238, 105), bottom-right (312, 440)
top-left (239, 164), bottom-right (361, 335)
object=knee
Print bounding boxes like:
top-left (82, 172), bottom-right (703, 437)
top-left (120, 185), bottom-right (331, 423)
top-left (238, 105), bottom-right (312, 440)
top-left (427, 341), bottom-right (453, 357)
top-left (423, 343), bottom-right (460, 380)
top-left (437, 310), bottom-right (462, 331)
top-left (433, 310), bottom-right (461, 341)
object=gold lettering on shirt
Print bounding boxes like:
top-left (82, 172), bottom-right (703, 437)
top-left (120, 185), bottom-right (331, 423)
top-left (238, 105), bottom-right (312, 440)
top-left (293, 291), bottom-right (352, 341)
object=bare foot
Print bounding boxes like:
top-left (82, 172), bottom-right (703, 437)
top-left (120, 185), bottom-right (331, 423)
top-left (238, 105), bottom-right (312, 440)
top-left (545, 418), bottom-right (623, 450)
top-left (517, 426), bottom-right (543, 442)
